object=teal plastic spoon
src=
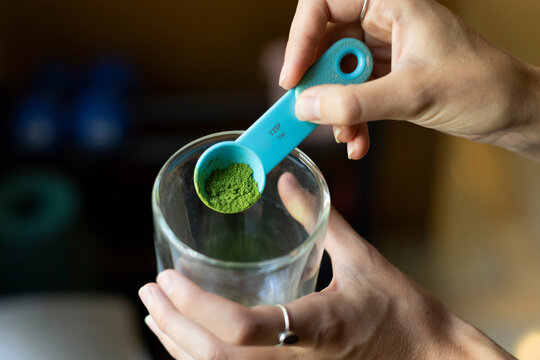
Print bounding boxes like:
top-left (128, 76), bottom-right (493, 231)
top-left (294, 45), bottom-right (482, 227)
top-left (194, 38), bottom-right (373, 213)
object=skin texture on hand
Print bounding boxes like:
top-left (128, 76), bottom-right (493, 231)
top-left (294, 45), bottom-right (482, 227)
top-left (139, 173), bottom-right (516, 360)
top-left (285, 0), bottom-right (540, 161)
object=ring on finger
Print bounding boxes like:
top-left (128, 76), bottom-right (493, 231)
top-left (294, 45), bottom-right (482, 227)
top-left (360, 0), bottom-right (369, 23)
top-left (275, 304), bottom-right (299, 346)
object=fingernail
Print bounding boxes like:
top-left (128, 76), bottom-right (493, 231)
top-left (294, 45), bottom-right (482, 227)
top-left (144, 315), bottom-right (159, 335)
top-left (296, 96), bottom-right (321, 121)
top-left (144, 315), bottom-right (155, 328)
top-left (347, 143), bottom-right (356, 159)
top-left (334, 127), bottom-right (343, 143)
top-left (139, 285), bottom-right (153, 307)
top-left (157, 271), bottom-right (173, 295)
top-left (279, 64), bottom-right (287, 86)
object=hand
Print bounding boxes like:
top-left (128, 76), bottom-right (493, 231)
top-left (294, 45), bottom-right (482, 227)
top-left (283, 0), bottom-right (540, 160)
top-left (138, 175), bottom-right (515, 359)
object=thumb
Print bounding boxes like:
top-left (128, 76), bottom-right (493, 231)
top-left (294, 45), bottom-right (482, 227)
top-left (296, 69), bottom-right (429, 125)
top-left (323, 207), bottom-right (376, 273)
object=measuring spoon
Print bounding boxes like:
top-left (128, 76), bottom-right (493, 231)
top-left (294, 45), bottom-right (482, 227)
top-left (194, 38), bottom-right (373, 213)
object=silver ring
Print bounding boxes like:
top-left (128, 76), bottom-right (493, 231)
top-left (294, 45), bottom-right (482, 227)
top-left (360, 0), bottom-right (369, 23)
top-left (275, 304), bottom-right (299, 346)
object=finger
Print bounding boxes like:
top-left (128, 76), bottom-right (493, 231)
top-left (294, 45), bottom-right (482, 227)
top-left (277, 171), bottom-right (327, 295)
top-left (323, 208), bottom-right (375, 273)
top-left (157, 269), bottom-right (340, 350)
top-left (142, 283), bottom-right (302, 358)
top-left (277, 172), bottom-right (318, 232)
top-left (364, 33), bottom-right (392, 55)
top-left (361, 33), bottom-right (392, 79)
top-left (346, 123), bottom-right (370, 160)
top-left (314, 23), bottom-right (365, 60)
top-left (282, 0), bottom-right (369, 89)
top-left (144, 315), bottom-right (195, 360)
top-left (296, 69), bottom-right (429, 124)
top-left (228, 345), bottom-right (304, 359)
top-left (280, 0), bottom-right (328, 89)
top-left (333, 124), bottom-right (371, 159)
top-left (333, 124), bottom-right (358, 143)
top-left (152, 337), bottom-right (303, 360)
top-left (156, 270), bottom-right (284, 346)
top-left (139, 283), bottom-right (230, 360)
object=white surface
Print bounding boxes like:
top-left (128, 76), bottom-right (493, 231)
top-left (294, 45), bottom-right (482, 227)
top-left (0, 294), bottom-right (151, 360)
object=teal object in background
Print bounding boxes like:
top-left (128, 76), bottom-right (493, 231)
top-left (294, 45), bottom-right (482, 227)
top-left (0, 170), bottom-right (84, 292)
top-left (194, 38), bottom-right (373, 212)
top-left (0, 170), bottom-right (78, 244)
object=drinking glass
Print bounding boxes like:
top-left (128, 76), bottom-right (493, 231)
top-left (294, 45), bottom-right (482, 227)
top-left (152, 131), bottom-right (330, 306)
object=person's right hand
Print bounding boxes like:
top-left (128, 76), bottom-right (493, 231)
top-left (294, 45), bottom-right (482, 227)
top-left (282, 0), bottom-right (540, 160)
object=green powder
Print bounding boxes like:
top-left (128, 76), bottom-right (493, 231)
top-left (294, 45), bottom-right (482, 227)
top-left (203, 233), bottom-right (283, 262)
top-left (204, 163), bottom-right (261, 213)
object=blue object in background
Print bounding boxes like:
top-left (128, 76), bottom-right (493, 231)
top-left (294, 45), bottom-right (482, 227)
top-left (71, 88), bottom-right (129, 152)
top-left (11, 61), bottom-right (73, 152)
top-left (71, 57), bottom-right (133, 152)
top-left (11, 57), bottom-right (135, 154)
top-left (12, 91), bottom-right (64, 151)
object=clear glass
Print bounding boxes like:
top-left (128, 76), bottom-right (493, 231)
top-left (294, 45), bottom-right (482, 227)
top-left (152, 131), bottom-right (330, 306)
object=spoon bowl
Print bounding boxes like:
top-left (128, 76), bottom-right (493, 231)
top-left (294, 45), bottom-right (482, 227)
top-left (194, 141), bottom-right (266, 212)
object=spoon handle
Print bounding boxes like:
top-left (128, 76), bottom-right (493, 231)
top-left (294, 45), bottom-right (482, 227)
top-left (236, 38), bottom-right (373, 175)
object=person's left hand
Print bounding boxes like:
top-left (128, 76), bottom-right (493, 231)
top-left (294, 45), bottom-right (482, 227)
top-left (138, 173), bottom-right (513, 359)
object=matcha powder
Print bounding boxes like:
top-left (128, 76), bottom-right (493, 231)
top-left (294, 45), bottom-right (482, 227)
top-left (203, 163), bottom-right (261, 213)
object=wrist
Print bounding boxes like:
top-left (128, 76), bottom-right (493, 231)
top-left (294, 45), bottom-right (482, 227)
top-left (407, 292), bottom-right (515, 359)
top-left (484, 59), bottom-right (540, 161)
top-left (441, 314), bottom-right (516, 360)
top-left (513, 62), bottom-right (540, 160)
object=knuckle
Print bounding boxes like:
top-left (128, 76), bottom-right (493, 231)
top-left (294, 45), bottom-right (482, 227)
top-left (153, 312), bottom-right (171, 333)
top-left (161, 275), bottom-right (192, 312)
top-left (199, 343), bottom-right (227, 360)
top-left (166, 344), bottom-right (183, 360)
top-left (228, 311), bottom-right (258, 345)
top-left (312, 309), bottom-right (346, 347)
top-left (169, 285), bottom-right (189, 310)
top-left (157, 270), bottom-right (177, 297)
top-left (324, 87), bottom-right (361, 125)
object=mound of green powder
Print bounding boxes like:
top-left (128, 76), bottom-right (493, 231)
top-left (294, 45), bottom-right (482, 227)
top-left (204, 163), bottom-right (261, 213)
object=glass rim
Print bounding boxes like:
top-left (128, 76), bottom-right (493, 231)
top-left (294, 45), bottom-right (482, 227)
top-left (151, 130), bottom-right (331, 270)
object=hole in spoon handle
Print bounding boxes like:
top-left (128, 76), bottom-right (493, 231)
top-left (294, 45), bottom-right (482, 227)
top-left (294, 38), bottom-right (373, 97)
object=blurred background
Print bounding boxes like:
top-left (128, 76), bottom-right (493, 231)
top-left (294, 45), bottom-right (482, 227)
top-left (0, 0), bottom-right (538, 359)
